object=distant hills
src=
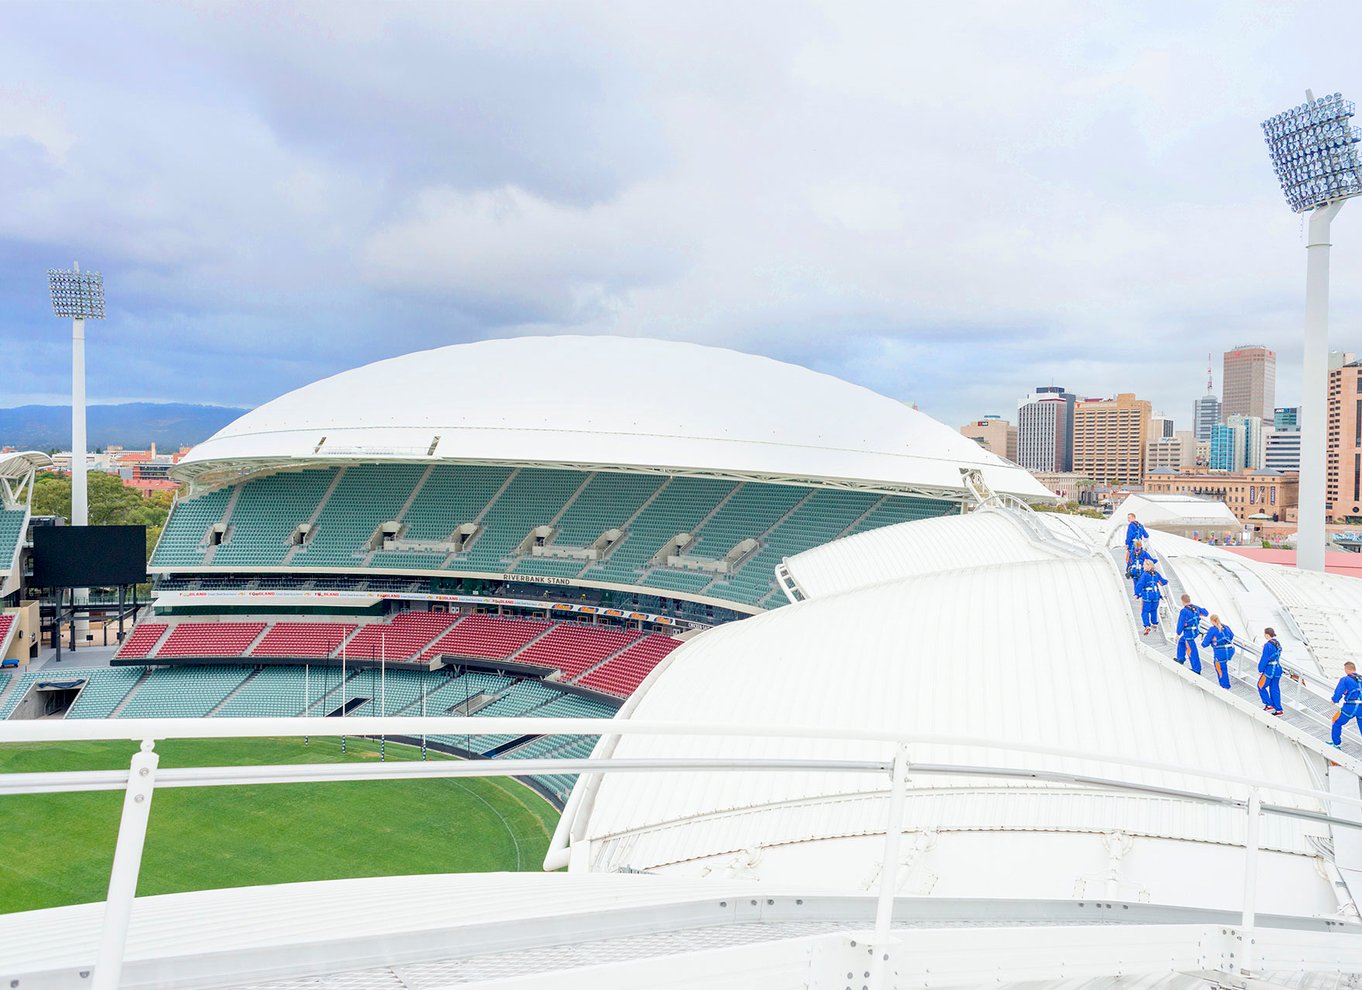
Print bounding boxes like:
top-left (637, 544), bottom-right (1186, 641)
top-left (0, 403), bottom-right (247, 452)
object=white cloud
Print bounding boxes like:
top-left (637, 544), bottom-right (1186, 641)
top-left (0, 0), bottom-right (1359, 428)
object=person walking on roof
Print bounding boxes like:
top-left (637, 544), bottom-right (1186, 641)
top-left (1201, 615), bottom-right (1235, 690)
top-left (1135, 559), bottom-right (1168, 635)
top-left (1258, 628), bottom-right (1284, 716)
top-left (1175, 594), bottom-right (1207, 673)
top-left (1331, 661), bottom-right (1362, 748)
top-left (1126, 539), bottom-right (1156, 598)
top-left (1124, 512), bottom-right (1149, 550)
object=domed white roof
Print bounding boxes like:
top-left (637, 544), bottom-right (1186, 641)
top-left (561, 509), bottom-right (1336, 913)
top-left (176, 336), bottom-right (1049, 499)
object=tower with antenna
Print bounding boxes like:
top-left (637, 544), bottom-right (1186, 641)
top-left (1192, 354), bottom-right (1221, 443)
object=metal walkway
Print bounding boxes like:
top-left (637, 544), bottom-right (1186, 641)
top-left (1109, 543), bottom-right (1362, 768)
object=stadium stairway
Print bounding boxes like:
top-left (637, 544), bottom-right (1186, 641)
top-left (205, 669), bottom-right (264, 715)
top-left (1104, 539), bottom-right (1362, 771)
top-left (104, 669), bottom-right (153, 718)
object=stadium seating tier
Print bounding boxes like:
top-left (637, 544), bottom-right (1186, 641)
top-left (153, 465), bottom-right (957, 609)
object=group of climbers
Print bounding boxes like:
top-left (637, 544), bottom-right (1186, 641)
top-left (1124, 514), bottom-right (1166, 636)
top-left (1124, 512), bottom-right (1360, 747)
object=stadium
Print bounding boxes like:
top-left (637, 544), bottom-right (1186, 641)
top-left (5, 336), bottom-right (1362, 988)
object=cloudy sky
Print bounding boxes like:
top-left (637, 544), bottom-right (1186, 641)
top-left (1, 1), bottom-right (1359, 430)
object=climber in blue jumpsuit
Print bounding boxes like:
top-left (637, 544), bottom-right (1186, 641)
top-left (1124, 513), bottom-right (1149, 550)
top-left (1126, 540), bottom-right (1156, 598)
top-left (1257, 628), bottom-right (1283, 715)
top-left (1135, 559), bottom-right (1168, 635)
top-left (1175, 594), bottom-right (1207, 673)
top-left (1331, 661), bottom-right (1362, 748)
top-left (1201, 616), bottom-right (1235, 689)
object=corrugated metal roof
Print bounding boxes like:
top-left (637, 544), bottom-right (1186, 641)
top-left (784, 508), bottom-right (1066, 599)
top-left (580, 552), bottom-right (1324, 868)
top-left (1148, 529), bottom-right (1362, 681)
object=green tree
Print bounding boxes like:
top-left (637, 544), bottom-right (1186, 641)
top-left (1032, 500), bottom-right (1104, 519)
top-left (30, 471), bottom-right (176, 560)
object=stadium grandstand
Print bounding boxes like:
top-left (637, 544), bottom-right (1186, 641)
top-left (6, 341), bottom-right (1362, 986)
top-left (1, 337), bottom-right (1047, 806)
top-left (0, 451), bottom-right (49, 606)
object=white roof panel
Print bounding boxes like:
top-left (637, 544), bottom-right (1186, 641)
top-left (578, 550), bottom-right (1323, 874)
top-left (784, 509), bottom-right (1063, 599)
top-left (175, 336), bottom-right (1050, 499)
top-left (1117, 493), bottom-right (1239, 529)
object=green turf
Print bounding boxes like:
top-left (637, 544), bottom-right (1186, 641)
top-left (0, 736), bottom-right (559, 914)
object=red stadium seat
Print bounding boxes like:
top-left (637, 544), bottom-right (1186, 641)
top-left (115, 623), bottom-right (170, 659)
top-left (344, 612), bottom-right (459, 660)
top-left (156, 623), bottom-right (267, 658)
top-left (420, 614), bottom-right (553, 662)
top-left (578, 635), bottom-right (681, 697)
top-left (514, 624), bottom-right (642, 679)
top-left (251, 622), bottom-right (358, 658)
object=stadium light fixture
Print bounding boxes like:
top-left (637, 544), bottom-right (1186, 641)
top-left (47, 262), bottom-right (105, 530)
top-left (1261, 90), bottom-right (1362, 572)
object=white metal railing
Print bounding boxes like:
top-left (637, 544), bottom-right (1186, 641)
top-left (4, 716), bottom-right (1362, 989)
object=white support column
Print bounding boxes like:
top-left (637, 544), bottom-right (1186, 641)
top-left (1299, 201), bottom-right (1346, 572)
top-left (872, 744), bottom-right (909, 989)
top-left (873, 745), bottom-right (910, 939)
top-left (93, 740), bottom-right (159, 990)
top-left (1240, 787), bottom-right (1261, 976)
top-left (71, 315), bottom-right (88, 528)
top-left (71, 311), bottom-right (89, 643)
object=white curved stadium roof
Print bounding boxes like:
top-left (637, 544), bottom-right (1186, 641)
top-left (566, 509), bottom-right (1337, 914)
top-left (176, 336), bottom-right (1049, 499)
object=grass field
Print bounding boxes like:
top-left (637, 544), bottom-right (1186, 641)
top-left (0, 736), bottom-right (559, 914)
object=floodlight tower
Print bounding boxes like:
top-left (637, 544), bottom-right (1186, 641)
top-left (47, 262), bottom-right (106, 529)
top-left (1261, 91), bottom-right (1362, 571)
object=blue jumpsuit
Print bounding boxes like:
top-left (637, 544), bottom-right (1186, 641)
top-left (1331, 673), bottom-right (1362, 746)
top-left (1257, 639), bottom-right (1283, 712)
top-left (1136, 569), bottom-right (1168, 629)
top-left (1127, 547), bottom-right (1156, 596)
top-left (1201, 624), bottom-right (1235, 689)
top-left (1125, 520), bottom-right (1149, 549)
top-left (1175, 603), bottom-right (1207, 672)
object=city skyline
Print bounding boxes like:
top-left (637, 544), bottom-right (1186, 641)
top-left (968, 344), bottom-right (1301, 436)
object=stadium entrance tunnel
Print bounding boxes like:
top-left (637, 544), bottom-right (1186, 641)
top-left (324, 696), bottom-right (369, 717)
top-left (6, 678), bottom-right (85, 720)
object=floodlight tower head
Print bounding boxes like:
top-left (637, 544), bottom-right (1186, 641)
top-left (1261, 91), bottom-right (1362, 213)
top-left (47, 263), bottom-right (106, 320)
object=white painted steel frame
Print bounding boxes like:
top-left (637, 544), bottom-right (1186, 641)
top-left (1299, 200), bottom-right (1346, 572)
top-left (5, 716), bottom-right (1362, 990)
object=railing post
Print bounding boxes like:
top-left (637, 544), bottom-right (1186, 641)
top-left (93, 739), bottom-right (159, 990)
top-left (1241, 787), bottom-right (1261, 976)
top-left (872, 743), bottom-right (909, 988)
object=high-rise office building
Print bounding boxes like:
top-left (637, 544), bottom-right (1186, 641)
top-left (1146, 430), bottom-right (1198, 474)
top-left (1149, 414), bottom-right (1175, 440)
top-left (1327, 359), bottom-right (1362, 521)
top-left (1222, 345), bottom-right (1276, 422)
top-left (1274, 407), bottom-right (1299, 430)
top-left (1017, 386), bottom-right (1076, 472)
top-left (1210, 415), bottom-right (1266, 472)
top-left (960, 416), bottom-right (1018, 462)
top-left (1265, 430), bottom-right (1301, 472)
top-left (1072, 393), bottom-right (1152, 487)
top-left (1192, 395), bottom-right (1221, 442)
